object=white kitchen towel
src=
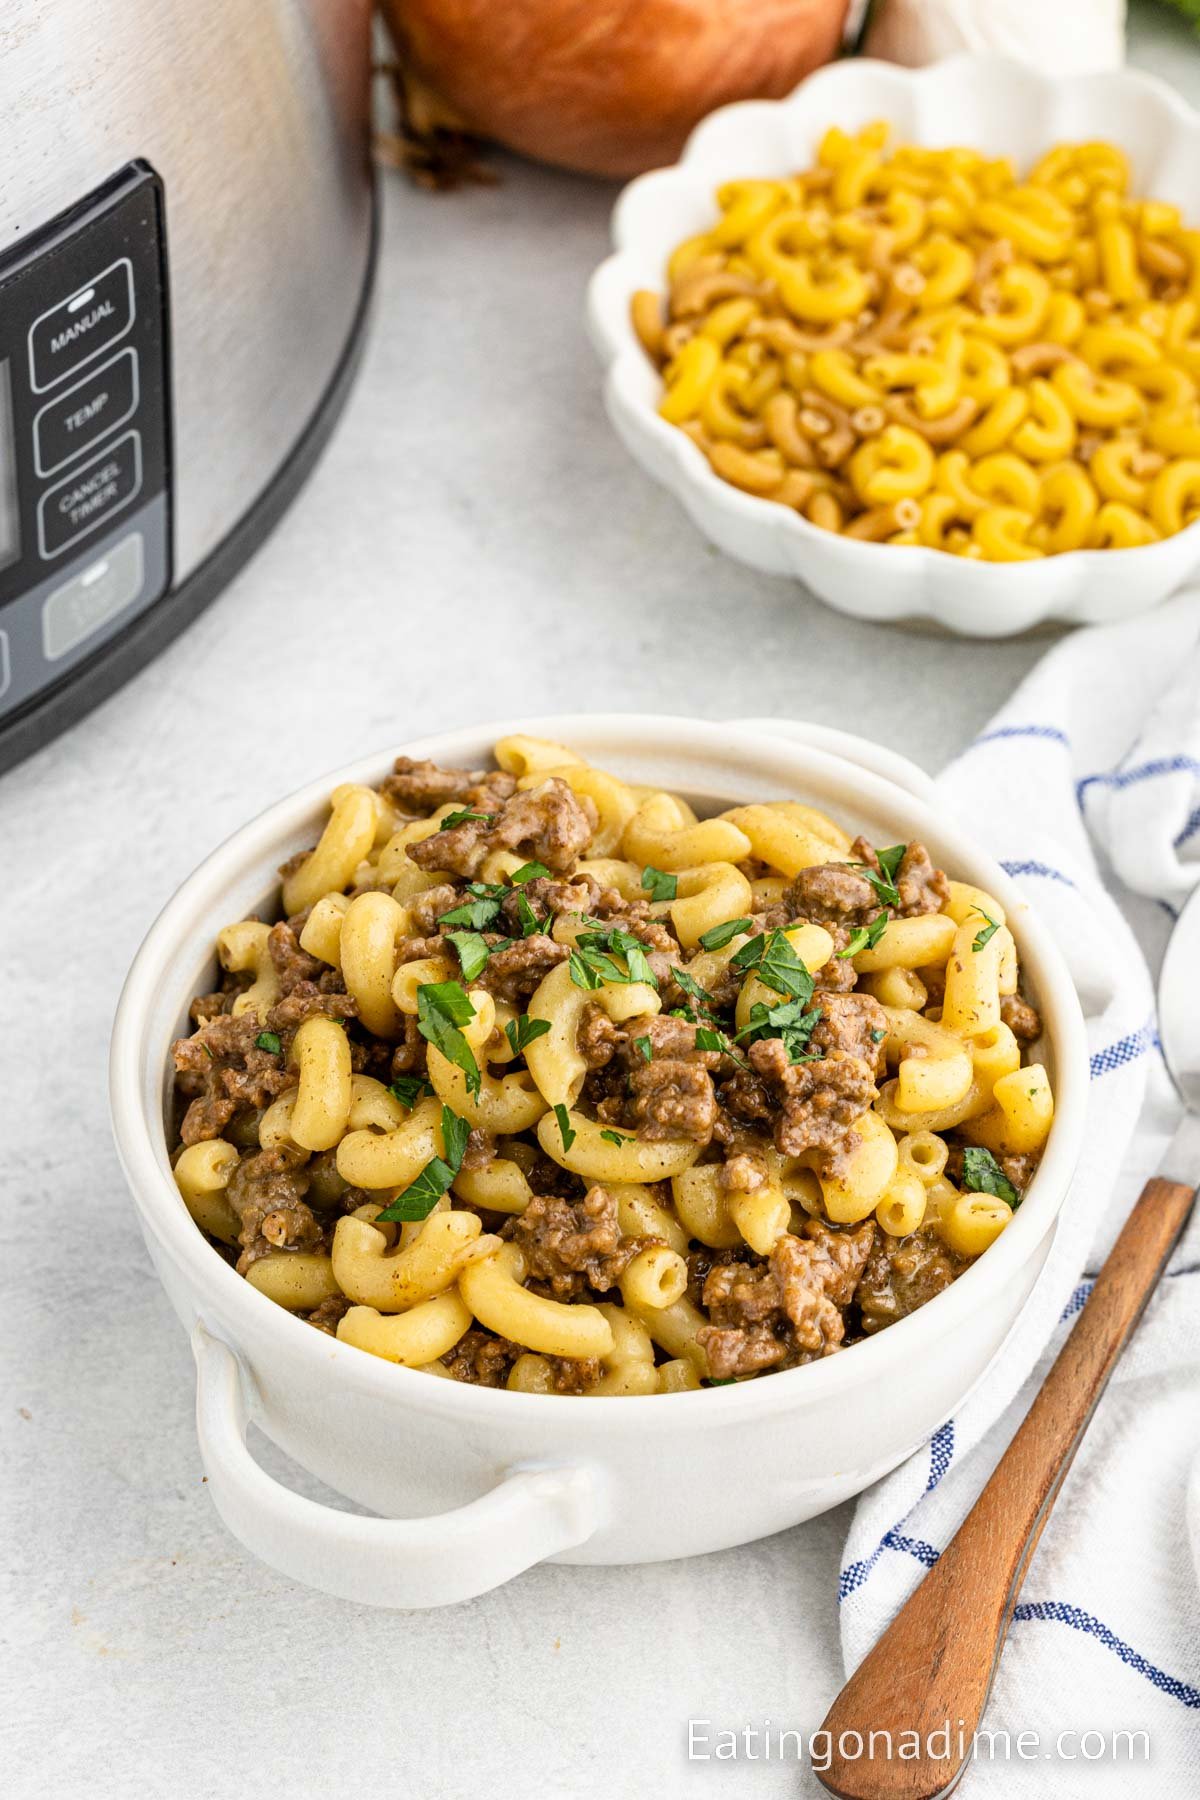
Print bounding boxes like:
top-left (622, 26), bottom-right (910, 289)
top-left (839, 587), bottom-right (1200, 1787)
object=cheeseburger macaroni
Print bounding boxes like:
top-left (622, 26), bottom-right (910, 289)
top-left (171, 738), bottom-right (1053, 1392)
top-left (634, 126), bottom-right (1200, 559)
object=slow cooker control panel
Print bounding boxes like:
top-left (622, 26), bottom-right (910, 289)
top-left (0, 162), bottom-right (170, 722)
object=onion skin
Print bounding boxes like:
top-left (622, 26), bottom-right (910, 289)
top-left (380, 0), bottom-right (850, 178)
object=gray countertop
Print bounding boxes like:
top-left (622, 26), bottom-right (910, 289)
top-left (4, 9), bottom-right (1196, 1796)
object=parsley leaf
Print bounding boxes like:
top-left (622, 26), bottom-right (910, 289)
top-left (708, 1377), bottom-right (737, 1387)
top-left (670, 965), bottom-right (721, 1022)
top-left (641, 866), bottom-right (678, 903)
top-left (694, 1027), bottom-right (727, 1053)
top-left (972, 910), bottom-right (1001, 953)
top-left (735, 994), bottom-right (823, 1063)
top-left (254, 1031), bottom-right (281, 1055)
top-left (438, 891), bottom-right (503, 930)
top-left (732, 929), bottom-right (815, 1004)
top-left (962, 1146), bottom-right (1020, 1206)
top-left (634, 1035), bottom-right (653, 1063)
top-left (512, 892), bottom-right (542, 938)
top-left (439, 807), bottom-right (495, 831)
top-left (838, 912), bottom-right (889, 958)
top-left (850, 843), bottom-right (906, 909)
top-left (870, 1027), bottom-right (886, 1044)
top-left (446, 929), bottom-right (493, 983)
top-left (553, 1103), bottom-right (576, 1153)
top-left (568, 926), bottom-right (658, 992)
top-left (388, 1073), bottom-right (433, 1108)
top-left (505, 1015), bottom-right (551, 1056)
top-left (375, 1104), bottom-right (472, 1222)
top-left (416, 981), bottom-right (481, 1097)
top-left (600, 1128), bottom-right (631, 1146)
top-left (510, 860), bottom-right (550, 885)
top-left (698, 916), bottom-right (754, 952)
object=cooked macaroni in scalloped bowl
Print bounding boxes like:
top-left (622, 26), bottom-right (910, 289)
top-left (111, 716), bottom-right (1087, 1607)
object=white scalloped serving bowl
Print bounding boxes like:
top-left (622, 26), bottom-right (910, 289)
top-left (587, 54), bottom-right (1200, 638)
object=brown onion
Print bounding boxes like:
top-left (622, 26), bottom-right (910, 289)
top-left (380, 0), bottom-right (850, 179)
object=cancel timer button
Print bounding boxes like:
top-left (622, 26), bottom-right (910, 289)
top-left (37, 430), bottom-right (142, 559)
top-left (42, 532), bottom-right (145, 661)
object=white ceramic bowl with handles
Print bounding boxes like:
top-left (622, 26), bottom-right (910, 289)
top-left (109, 715), bottom-right (1088, 1608)
top-left (587, 54), bottom-right (1200, 636)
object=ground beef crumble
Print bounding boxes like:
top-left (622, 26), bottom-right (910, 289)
top-left (696, 1219), bottom-right (876, 1378)
top-left (508, 1185), bottom-right (655, 1299)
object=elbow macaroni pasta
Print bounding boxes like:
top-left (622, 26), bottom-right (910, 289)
top-left (172, 737), bottom-right (1055, 1395)
top-left (636, 127), bottom-right (1200, 561)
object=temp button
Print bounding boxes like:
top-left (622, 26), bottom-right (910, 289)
top-left (34, 348), bottom-right (139, 477)
top-left (42, 532), bottom-right (144, 662)
top-left (38, 430), bottom-right (142, 559)
top-left (28, 258), bottom-right (136, 392)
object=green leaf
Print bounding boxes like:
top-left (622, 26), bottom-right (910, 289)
top-left (599, 1128), bottom-right (630, 1146)
top-left (670, 965), bottom-right (721, 1022)
top-left (553, 1103), bottom-right (576, 1153)
top-left (388, 1073), bottom-right (433, 1108)
top-left (698, 916), bottom-right (754, 952)
top-left (416, 981), bottom-right (481, 1097)
top-left (729, 925), bottom-right (817, 999)
top-left (962, 1146), bottom-right (1020, 1207)
top-left (708, 1377), bottom-right (737, 1387)
top-left (438, 892), bottom-right (503, 930)
top-left (254, 1031), bottom-right (281, 1055)
top-left (568, 926), bottom-right (659, 993)
top-left (634, 1035), bottom-right (653, 1062)
top-left (838, 912), bottom-right (889, 958)
top-left (376, 1107), bottom-right (471, 1222)
top-left (852, 843), bottom-right (907, 910)
top-left (440, 806), bottom-right (494, 831)
top-left (513, 892), bottom-right (542, 938)
top-left (877, 844), bottom-right (906, 882)
top-left (694, 1027), bottom-right (726, 1054)
top-left (641, 865), bottom-right (677, 903)
top-left (735, 993), bottom-right (823, 1063)
top-left (446, 930), bottom-right (492, 982)
top-left (505, 1015), bottom-right (551, 1056)
top-left (972, 910), bottom-right (1001, 953)
top-left (510, 860), bottom-right (550, 885)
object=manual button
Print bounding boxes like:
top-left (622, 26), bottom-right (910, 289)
top-left (34, 348), bottom-right (139, 477)
top-left (28, 258), bottom-right (136, 392)
top-left (37, 430), bottom-right (142, 559)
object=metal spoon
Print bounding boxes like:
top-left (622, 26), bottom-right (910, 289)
top-left (815, 886), bottom-right (1200, 1800)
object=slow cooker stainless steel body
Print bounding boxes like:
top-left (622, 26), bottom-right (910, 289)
top-left (0, 0), bottom-right (375, 770)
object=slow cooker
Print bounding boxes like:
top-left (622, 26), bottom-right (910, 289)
top-left (0, 0), bottom-right (375, 773)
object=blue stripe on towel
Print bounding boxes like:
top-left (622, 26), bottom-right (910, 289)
top-left (974, 725), bottom-right (1072, 751)
top-left (926, 1422), bottom-right (955, 1492)
top-left (1174, 803), bottom-right (1200, 850)
top-left (1000, 859), bottom-right (1077, 888)
top-left (1012, 1602), bottom-right (1200, 1707)
top-left (1078, 754), bottom-right (1200, 806)
top-left (1090, 1020), bottom-right (1158, 1078)
top-left (838, 1528), bottom-right (942, 1600)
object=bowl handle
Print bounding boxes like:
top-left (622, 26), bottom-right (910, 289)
top-left (192, 1325), bottom-right (606, 1608)
top-left (725, 717), bottom-right (937, 805)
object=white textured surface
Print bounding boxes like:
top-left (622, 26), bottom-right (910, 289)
top-left (2, 10), bottom-right (1195, 1794)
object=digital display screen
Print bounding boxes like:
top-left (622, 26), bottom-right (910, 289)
top-left (0, 359), bottom-right (18, 572)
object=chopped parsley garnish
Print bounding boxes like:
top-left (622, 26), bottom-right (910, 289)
top-left (870, 1027), bottom-right (887, 1044)
top-left (731, 929), bottom-right (815, 1005)
top-left (737, 994), bottom-right (823, 1063)
top-left (694, 1027), bottom-right (727, 1054)
top-left (972, 910), bottom-right (1001, 953)
top-left (698, 916), bottom-right (754, 952)
top-left (669, 965), bottom-right (721, 1022)
top-left (600, 1128), bottom-right (631, 1146)
top-left (510, 860), bottom-right (550, 885)
top-left (553, 1103), bottom-right (576, 1153)
top-left (708, 1377), bottom-right (737, 1387)
top-left (254, 1031), bottom-right (281, 1055)
top-left (439, 806), bottom-right (495, 831)
top-left (641, 865), bottom-right (677, 904)
top-left (505, 1015), bottom-right (551, 1056)
top-left (388, 1073), bottom-right (433, 1108)
top-left (512, 891), bottom-right (543, 938)
top-left (445, 929), bottom-right (495, 983)
top-left (853, 842), bottom-right (907, 909)
top-left (838, 913), bottom-right (889, 958)
top-left (962, 1146), bottom-right (1020, 1207)
top-left (376, 1105), bottom-right (471, 1222)
top-left (416, 980), bottom-right (481, 1097)
top-left (568, 925), bottom-right (658, 992)
top-left (634, 1035), bottom-right (653, 1063)
top-left (438, 884), bottom-right (504, 930)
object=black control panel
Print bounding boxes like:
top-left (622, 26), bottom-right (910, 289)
top-left (0, 163), bottom-right (171, 720)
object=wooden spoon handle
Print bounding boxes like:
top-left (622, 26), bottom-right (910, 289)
top-left (817, 1175), bottom-right (1195, 1800)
